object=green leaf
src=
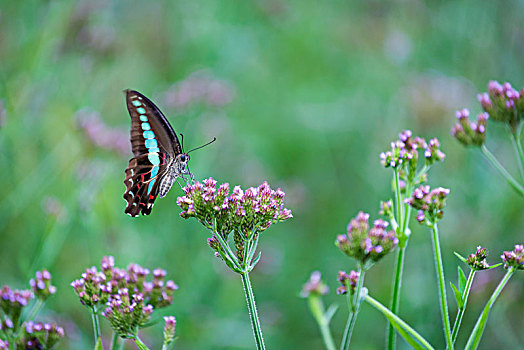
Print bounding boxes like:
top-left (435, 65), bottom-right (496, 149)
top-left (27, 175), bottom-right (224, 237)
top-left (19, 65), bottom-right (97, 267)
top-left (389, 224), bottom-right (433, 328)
top-left (94, 337), bottom-right (103, 350)
top-left (465, 306), bottom-right (490, 350)
top-left (450, 282), bottom-right (464, 309)
top-left (485, 263), bottom-right (502, 270)
top-left (458, 266), bottom-right (467, 294)
top-left (454, 252), bottom-right (468, 264)
top-left (385, 314), bottom-right (426, 350)
top-left (325, 304), bottom-right (338, 324)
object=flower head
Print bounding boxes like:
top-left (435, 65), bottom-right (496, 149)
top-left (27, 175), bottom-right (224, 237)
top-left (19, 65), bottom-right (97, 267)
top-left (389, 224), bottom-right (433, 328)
top-left (0, 286), bottom-right (34, 326)
top-left (336, 212), bottom-right (398, 266)
top-left (72, 256), bottom-right (178, 337)
top-left (178, 178), bottom-right (292, 266)
top-left (380, 130), bottom-right (444, 184)
top-left (501, 244), bottom-right (524, 270)
top-left (466, 246), bottom-right (490, 270)
top-left (482, 81), bottom-right (523, 130)
top-left (336, 270), bottom-right (360, 295)
top-left (29, 269), bottom-right (56, 301)
top-left (300, 271), bottom-right (329, 298)
top-left (451, 109), bottom-right (488, 147)
top-left (406, 186), bottom-right (450, 225)
top-left (17, 321), bottom-right (64, 349)
top-left (163, 316), bottom-right (177, 346)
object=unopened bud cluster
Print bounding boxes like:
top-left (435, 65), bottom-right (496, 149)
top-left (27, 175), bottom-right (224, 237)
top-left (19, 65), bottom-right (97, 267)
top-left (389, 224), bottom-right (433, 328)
top-left (1, 270), bottom-right (63, 349)
top-left (163, 316), bottom-right (177, 346)
top-left (501, 244), bottom-right (524, 270)
top-left (406, 186), bottom-right (450, 225)
top-left (300, 271), bottom-right (329, 298)
top-left (336, 270), bottom-right (359, 295)
top-left (177, 178), bottom-right (292, 262)
top-left (336, 212), bottom-right (398, 266)
top-left (479, 81), bottom-right (523, 130)
top-left (451, 109), bottom-right (488, 147)
top-left (466, 246), bottom-right (490, 270)
top-left (17, 321), bottom-right (64, 349)
top-left (71, 256), bottom-right (178, 337)
top-left (29, 269), bottom-right (57, 301)
top-left (380, 130), bottom-right (445, 173)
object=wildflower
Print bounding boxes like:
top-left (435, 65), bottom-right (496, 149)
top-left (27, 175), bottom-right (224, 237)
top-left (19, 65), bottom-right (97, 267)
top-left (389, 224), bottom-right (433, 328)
top-left (17, 321), bottom-right (64, 349)
top-left (0, 339), bottom-right (8, 349)
top-left (29, 269), bottom-right (57, 301)
top-left (336, 270), bottom-right (359, 295)
top-left (481, 81), bottom-right (523, 130)
top-left (501, 244), bottom-right (524, 270)
top-left (406, 186), bottom-right (450, 225)
top-left (0, 286), bottom-right (33, 326)
top-left (178, 178), bottom-right (292, 268)
top-left (336, 212), bottom-right (398, 266)
top-left (451, 109), bottom-right (488, 147)
top-left (380, 130), bottom-right (444, 185)
top-left (466, 246), bottom-right (490, 270)
top-left (72, 256), bottom-right (178, 337)
top-left (163, 316), bottom-right (177, 346)
top-left (300, 271), bottom-right (329, 298)
top-left (102, 289), bottom-right (152, 338)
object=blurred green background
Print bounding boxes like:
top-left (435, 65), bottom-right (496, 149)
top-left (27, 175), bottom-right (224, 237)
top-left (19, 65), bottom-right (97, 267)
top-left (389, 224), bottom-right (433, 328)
top-left (1, 0), bottom-right (523, 349)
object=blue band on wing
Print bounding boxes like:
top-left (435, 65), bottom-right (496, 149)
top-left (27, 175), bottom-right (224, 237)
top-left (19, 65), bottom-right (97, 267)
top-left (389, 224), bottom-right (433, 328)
top-left (148, 153), bottom-right (160, 165)
top-left (145, 139), bottom-right (158, 149)
top-left (143, 130), bottom-right (155, 139)
top-left (137, 107), bottom-right (146, 114)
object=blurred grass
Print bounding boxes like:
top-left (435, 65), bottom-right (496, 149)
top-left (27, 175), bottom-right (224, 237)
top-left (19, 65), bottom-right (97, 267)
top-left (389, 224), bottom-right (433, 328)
top-left (0, 0), bottom-right (523, 349)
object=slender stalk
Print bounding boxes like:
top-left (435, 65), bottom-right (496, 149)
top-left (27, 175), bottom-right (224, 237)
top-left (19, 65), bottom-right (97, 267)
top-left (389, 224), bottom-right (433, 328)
top-left (133, 335), bottom-right (150, 350)
top-left (393, 169), bottom-right (403, 232)
top-left (340, 269), bottom-right (365, 350)
top-left (365, 295), bottom-right (435, 350)
top-left (450, 270), bottom-right (475, 345)
top-left (388, 169), bottom-right (412, 350)
top-left (91, 307), bottom-right (101, 344)
top-left (481, 145), bottom-right (524, 196)
top-left (308, 297), bottom-right (336, 350)
top-left (112, 332), bottom-right (124, 350)
top-left (241, 272), bottom-right (265, 350)
top-left (509, 128), bottom-right (524, 181)
top-left (388, 247), bottom-right (406, 350)
top-left (25, 299), bottom-right (44, 322)
top-left (430, 224), bottom-right (453, 350)
top-left (465, 268), bottom-right (514, 350)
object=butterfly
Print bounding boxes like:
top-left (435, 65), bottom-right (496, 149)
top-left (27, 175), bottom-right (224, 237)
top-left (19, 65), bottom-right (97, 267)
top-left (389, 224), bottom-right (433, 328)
top-left (123, 90), bottom-right (194, 217)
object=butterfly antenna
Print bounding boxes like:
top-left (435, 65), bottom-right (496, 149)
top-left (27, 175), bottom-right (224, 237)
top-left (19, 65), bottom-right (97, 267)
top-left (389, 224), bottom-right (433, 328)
top-left (180, 133), bottom-right (186, 153)
top-left (187, 137), bottom-right (217, 154)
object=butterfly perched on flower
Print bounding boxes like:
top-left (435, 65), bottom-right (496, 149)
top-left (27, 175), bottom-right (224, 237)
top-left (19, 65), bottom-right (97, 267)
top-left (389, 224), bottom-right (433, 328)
top-left (123, 90), bottom-right (194, 217)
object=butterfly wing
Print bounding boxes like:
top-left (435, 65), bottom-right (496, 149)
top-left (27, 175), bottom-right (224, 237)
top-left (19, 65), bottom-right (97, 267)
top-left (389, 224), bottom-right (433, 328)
top-left (123, 90), bottom-right (182, 216)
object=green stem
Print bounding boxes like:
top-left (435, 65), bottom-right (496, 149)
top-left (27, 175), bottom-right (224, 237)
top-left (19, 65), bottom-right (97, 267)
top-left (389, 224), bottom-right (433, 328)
top-left (241, 271), bottom-right (265, 350)
top-left (393, 169), bottom-right (403, 232)
top-left (340, 269), bottom-right (365, 350)
top-left (465, 268), bottom-right (514, 350)
top-left (133, 335), bottom-right (150, 350)
top-left (365, 295), bottom-right (435, 350)
top-left (25, 299), bottom-right (44, 322)
top-left (509, 127), bottom-right (524, 182)
top-left (388, 247), bottom-right (406, 350)
top-left (111, 332), bottom-right (124, 350)
top-left (481, 145), bottom-right (524, 196)
top-left (308, 297), bottom-right (336, 350)
top-left (430, 224), bottom-right (453, 350)
top-left (450, 270), bottom-right (475, 346)
top-left (91, 307), bottom-right (101, 345)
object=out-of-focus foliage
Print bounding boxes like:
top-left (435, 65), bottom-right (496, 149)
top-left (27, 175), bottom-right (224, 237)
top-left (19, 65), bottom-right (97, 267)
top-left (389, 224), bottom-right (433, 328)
top-left (0, 0), bottom-right (523, 349)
